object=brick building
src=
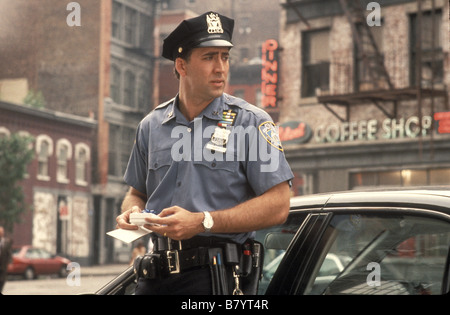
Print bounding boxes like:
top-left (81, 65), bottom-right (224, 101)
top-left (0, 101), bottom-right (96, 265)
top-left (278, 0), bottom-right (450, 195)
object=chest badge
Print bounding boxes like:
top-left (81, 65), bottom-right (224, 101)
top-left (206, 110), bottom-right (237, 153)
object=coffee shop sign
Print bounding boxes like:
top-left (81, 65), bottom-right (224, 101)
top-left (313, 115), bottom-right (432, 144)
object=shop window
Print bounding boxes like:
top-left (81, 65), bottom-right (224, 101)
top-left (401, 169), bottom-right (427, 186)
top-left (36, 135), bottom-right (53, 181)
top-left (56, 139), bottom-right (72, 184)
top-left (350, 168), bottom-right (450, 189)
top-left (410, 10), bottom-right (443, 86)
top-left (379, 171), bottom-right (401, 186)
top-left (302, 29), bottom-right (330, 97)
top-left (429, 168), bottom-right (450, 185)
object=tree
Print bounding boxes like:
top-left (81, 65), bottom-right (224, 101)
top-left (0, 133), bottom-right (34, 233)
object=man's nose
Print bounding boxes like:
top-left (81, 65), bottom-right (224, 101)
top-left (214, 58), bottom-right (227, 73)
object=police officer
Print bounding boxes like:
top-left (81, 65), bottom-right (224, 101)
top-left (116, 11), bottom-right (294, 295)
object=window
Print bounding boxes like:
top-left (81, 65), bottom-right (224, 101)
top-left (108, 124), bottom-right (135, 177)
top-left (304, 214), bottom-right (450, 295)
top-left (111, 65), bottom-right (121, 104)
top-left (350, 167), bottom-right (450, 189)
top-left (138, 13), bottom-right (153, 51)
top-left (354, 23), bottom-right (385, 91)
top-left (75, 143), bottom-right (90, 186)
top-left (124, 7), bottom-right (137, 45)
top-left (302, 29), bottom-right (330, 97)
top-left (124, 70), bottom-right (136, 107)
top-left (138, 75), bottom-right (150, 112)
top-left (112, 2), bottom-right (122, 40)
top-left (410, 10), bottom-right (443, 86)
top-left (36, 135), bottom-right (53, 181)
top-left (56, 139), bottom-right (72, 184)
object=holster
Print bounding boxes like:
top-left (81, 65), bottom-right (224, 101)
top-left (133, 253), bottom-right (169, 280)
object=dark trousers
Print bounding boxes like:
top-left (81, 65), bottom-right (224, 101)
top-left (135, 266), bottom-right (213, 295)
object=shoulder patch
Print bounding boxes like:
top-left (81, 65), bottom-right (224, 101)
top-left (259, 121), bottom-right (283, 151)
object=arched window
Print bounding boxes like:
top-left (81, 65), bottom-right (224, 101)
top-left (75, 143), bottom-right (90, 186)
top-left (56, 139), bottom-right (72, 183)
top-left (36, 135), bottom-right (53, 181)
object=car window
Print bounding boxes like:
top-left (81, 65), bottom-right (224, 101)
top-left (25, 249), bottom-right (41, 259)
top-left (39, 249), bottom-right (52, 259)
top-left (304, 214), bottom-right (450, 295)
top-left (256, 213), bottom-right (308, 294)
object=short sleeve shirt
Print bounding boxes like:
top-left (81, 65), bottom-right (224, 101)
top-left (124, 93), bottom-right (294, 244)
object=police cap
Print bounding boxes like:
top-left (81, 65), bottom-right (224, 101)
top-left (162, 12), bottom-right (234, 61)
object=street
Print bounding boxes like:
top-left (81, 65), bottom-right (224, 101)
top-left (2, 264), bottom-right (128, 295)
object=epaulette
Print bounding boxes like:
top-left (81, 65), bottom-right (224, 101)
top-left (154, 97), bottom-right (175, 111)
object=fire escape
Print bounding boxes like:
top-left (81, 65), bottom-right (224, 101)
top-left (316, 0), bottom-right (448, 124)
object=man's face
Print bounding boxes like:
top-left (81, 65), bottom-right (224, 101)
top-left (179, 46), bottom-right (230, 102)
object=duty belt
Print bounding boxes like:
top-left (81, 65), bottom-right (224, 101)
top-left (133, 236), bottom-right (239, 279)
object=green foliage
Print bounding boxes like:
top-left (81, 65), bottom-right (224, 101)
top-left (0, 133), bottom-right (35, 233)
top-left (23, 89), bottom-right (46, 109)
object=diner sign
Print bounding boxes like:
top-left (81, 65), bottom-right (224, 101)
top-left (261, 39), bottom-right (279, 109)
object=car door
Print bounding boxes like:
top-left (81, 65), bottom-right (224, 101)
top-left (263, 211), bottom-right (333, 294)
top-left (274, 208), bottom-right (450, 295)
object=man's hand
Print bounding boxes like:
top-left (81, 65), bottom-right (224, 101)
top-left (144, 206), bottom-right (204, 240)
top-left (116, 205), bottom-right (142, 230)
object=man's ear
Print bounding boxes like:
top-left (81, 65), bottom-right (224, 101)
top-left (175, 58), bottom-right (187, 77)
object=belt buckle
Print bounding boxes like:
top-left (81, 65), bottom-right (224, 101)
top-left (166, 250), bottom-right (180, 274)
top-left (166, 239), bottom-right (181, 274)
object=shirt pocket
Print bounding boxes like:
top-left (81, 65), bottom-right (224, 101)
top-left (193, 159), bottom-right (239, 173)
top-left (148, 149), bottom-right (172, 180)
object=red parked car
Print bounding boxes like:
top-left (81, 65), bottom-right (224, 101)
top-left (7, 246), bottom-right (71, 280)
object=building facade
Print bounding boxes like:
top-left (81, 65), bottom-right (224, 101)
top-left (0, 101), bottom-right (96, 265)
top-left (279, 0), bottom-right (450, 195)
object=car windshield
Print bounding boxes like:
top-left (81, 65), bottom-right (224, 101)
top-left (304, 214), bottom-right (450, 295)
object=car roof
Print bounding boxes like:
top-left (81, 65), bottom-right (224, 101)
top-left (290, 187), bottom-right (450, 215)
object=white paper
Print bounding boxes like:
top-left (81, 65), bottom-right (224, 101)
top-left (106, 227), bottom-right (152, 244)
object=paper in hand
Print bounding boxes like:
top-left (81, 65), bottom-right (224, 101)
top-left (106, 226), bottom-right (152, 243)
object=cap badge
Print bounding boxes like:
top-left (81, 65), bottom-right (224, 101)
top-left (206, 13), bottom-right (224, 34)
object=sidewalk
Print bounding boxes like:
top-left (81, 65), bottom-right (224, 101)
top-left (80, 264), bottom-right (130, 277)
